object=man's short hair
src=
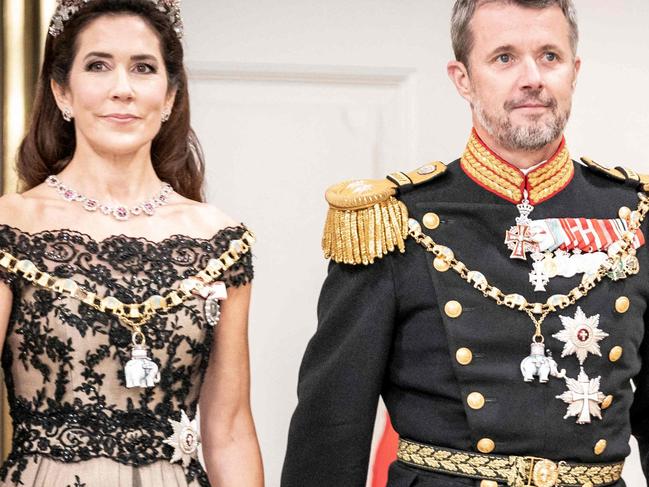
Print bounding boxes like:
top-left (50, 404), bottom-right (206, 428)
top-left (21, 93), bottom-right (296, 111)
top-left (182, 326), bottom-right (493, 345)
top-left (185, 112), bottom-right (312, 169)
top-left (451, 0), bottom-right (579, 67)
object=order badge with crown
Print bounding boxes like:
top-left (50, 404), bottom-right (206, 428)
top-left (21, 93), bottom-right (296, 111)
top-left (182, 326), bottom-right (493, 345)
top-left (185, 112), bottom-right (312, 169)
top-left (505, 190), bottom-right (538, 260)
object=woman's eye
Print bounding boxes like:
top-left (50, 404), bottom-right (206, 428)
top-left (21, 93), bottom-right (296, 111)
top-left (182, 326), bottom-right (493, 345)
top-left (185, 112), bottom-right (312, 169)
top-left (497, 54), bottom-right (511, 64)
top-left (86, 61), bottom-right (107, 71)
top-left (134, 63), bottom-right (156, 74)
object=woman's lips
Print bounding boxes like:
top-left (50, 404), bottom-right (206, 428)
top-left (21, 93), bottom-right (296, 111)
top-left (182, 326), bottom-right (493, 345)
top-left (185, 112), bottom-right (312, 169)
top-left (102, 114), bottom-right (140, 123)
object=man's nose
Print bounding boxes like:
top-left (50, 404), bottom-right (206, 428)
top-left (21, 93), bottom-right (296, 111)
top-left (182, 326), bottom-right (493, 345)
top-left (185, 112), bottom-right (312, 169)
top-left (519, 57), bottom-right (543, 90)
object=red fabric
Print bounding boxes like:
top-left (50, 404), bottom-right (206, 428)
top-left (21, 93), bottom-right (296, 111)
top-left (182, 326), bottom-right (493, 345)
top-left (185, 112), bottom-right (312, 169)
top-left (371, 416), bottom-right (399, 487)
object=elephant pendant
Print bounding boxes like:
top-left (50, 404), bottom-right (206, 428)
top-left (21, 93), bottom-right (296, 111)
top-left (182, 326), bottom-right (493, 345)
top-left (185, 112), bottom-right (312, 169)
top-left (125, 343), bottom-right (161, 388)
top-left (520, 342), bottom-right (566, 383)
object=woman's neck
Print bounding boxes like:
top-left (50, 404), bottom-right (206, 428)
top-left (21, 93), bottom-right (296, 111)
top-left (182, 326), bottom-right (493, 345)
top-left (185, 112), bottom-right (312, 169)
top-left (57, 145), bottom-right (165, 206)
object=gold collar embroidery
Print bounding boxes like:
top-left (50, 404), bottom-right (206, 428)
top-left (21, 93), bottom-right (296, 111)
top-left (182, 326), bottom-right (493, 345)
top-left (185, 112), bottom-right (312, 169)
top-left (460, 129), bottom-right (574, 205)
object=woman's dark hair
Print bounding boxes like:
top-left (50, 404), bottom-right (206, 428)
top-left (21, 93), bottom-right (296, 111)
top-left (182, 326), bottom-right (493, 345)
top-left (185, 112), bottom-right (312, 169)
top-left (18, 0), bottom-right (205, 201)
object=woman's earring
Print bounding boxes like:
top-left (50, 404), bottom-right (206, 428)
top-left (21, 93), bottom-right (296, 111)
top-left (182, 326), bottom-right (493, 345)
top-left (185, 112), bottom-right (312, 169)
top-left (62, 108), bottom-right (73, 122)
top-left (161, 109), bottom-right (171, 123)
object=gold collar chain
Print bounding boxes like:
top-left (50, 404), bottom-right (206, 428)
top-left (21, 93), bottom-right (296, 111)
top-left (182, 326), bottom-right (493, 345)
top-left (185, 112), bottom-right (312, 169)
top-left (408, 194), bottom-right (649, 317)
top-left (0, 230), bottom-right (255, 333)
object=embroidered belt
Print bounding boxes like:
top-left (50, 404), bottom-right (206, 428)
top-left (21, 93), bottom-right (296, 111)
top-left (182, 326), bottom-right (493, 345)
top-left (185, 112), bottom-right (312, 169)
top-left (397, 438), bottom-right (624, 487)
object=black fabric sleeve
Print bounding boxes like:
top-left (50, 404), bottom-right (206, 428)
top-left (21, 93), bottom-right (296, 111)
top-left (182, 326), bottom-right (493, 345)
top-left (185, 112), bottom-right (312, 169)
top-left (214, 225), bottom-right (254, 288)
top-left (281, 256), bottom-right (397, 487)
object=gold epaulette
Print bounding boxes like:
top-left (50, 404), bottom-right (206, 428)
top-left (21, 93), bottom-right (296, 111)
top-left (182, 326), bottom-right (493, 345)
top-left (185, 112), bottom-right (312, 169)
top-left (323, 162), bottom-right (446, 265)
top-left (581, 157), bottom-right (649, 191)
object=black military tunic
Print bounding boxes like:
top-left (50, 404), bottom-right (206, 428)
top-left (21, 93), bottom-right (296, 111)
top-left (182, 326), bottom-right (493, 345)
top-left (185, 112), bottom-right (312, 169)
top-left (282, 132), bottom-right (649, 487)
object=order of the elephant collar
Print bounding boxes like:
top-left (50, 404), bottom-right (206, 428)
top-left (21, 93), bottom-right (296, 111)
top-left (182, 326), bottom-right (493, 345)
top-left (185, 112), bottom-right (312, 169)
top-left (460, 129), bottom-right (574, 205)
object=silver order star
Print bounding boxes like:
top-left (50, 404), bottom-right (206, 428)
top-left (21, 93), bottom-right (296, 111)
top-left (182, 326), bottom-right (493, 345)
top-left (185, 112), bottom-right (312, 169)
top-left (553, 306), bottom-right (608, 365)
top-left (556, 367), bottom-right (605, 424)
top-left (163, 410), bottom-right (201, 467)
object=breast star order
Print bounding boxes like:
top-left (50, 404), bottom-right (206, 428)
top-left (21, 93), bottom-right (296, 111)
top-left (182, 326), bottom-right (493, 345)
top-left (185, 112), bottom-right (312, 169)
top-left (553, 306), bottom-right (608, 365)
top-left (164, 409), bottom-right (201, 467)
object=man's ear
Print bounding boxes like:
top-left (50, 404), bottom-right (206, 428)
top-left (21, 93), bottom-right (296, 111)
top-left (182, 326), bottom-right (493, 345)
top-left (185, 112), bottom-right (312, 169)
top-left (447, 60), bottom-right (473, 104)
top-left (572, 56), bottom-right (581, 90)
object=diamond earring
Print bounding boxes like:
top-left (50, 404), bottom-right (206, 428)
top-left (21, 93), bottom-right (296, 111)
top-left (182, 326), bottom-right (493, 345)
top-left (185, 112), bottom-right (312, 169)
top-left (161, 109), bottom-right (171, 123)
top-left (62, 108), bottom-right (73, 122)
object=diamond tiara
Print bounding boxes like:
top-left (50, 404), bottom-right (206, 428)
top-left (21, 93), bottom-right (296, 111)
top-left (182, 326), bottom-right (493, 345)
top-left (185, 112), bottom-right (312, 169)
top-left (49, 0), bottom-right (183, 39)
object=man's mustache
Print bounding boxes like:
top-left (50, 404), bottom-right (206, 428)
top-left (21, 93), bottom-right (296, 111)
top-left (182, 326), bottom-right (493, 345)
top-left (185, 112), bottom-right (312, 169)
top-left (504, 92), bottom-right (557, 111)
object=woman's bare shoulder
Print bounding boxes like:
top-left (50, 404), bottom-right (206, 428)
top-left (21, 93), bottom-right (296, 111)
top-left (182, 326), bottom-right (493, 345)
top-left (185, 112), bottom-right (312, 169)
top-left (170, 195), bottom-right (242, 238)
top-left (0, 185), bottom-right (52, 229)
top-left (0, 193), bottom-right (28, 227)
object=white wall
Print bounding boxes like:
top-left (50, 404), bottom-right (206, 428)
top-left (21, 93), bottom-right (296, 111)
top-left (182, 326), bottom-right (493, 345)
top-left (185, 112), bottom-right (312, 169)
top-left (183, 2), bottom-right (649, 485)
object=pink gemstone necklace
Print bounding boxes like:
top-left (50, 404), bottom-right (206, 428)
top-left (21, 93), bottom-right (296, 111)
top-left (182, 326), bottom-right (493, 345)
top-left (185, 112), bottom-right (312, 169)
top-left (46, 175), bottom-right (174, 221)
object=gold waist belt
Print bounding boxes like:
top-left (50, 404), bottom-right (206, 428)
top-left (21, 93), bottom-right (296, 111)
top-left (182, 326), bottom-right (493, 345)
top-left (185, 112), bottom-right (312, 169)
top-left (397, 438), bottom-right (624, 487)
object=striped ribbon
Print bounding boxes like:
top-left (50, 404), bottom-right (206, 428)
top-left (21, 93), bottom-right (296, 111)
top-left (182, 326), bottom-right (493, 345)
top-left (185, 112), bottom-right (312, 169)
top-left (529, 218), bottom-right (645, 253)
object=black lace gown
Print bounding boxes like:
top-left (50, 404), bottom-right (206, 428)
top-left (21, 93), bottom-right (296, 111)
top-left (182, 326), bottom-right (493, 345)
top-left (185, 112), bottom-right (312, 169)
top-left (0, 224), bottom-right (253, 487)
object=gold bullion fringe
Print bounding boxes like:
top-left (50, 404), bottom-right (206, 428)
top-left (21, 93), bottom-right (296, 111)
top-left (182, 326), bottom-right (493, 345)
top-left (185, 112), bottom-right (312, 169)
top-left (323, 197), bottom-right (409, 265)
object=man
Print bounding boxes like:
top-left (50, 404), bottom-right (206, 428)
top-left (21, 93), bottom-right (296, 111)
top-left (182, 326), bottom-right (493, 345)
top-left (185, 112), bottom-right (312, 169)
top-left (282, 1), bottom-right (649, 486)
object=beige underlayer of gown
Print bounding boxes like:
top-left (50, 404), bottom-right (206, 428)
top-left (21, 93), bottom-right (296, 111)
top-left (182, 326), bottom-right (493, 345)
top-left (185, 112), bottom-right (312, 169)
top-left (0, 456), bottom-right (204, 487)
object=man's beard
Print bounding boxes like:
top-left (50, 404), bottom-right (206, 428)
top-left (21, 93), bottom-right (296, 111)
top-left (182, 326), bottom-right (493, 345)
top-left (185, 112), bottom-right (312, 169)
top-left (473, 90), bottom-right (570, 152)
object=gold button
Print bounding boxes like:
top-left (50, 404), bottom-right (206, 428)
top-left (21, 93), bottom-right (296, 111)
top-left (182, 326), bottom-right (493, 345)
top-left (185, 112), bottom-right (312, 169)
top-left (615, 296), bottom-right (630, 314)
top-left (480, 481), bottom-right (498, 487)
top-left (609, 346), bottom-right (623, 362)
top-left (602, 395), bottom-right (614, 410)
top-left (423, 212), bottom-right (440, 230)
top-left (433, 257), bottom-right (450, 272)
top-left (594, 439), bottom-right (607, 455)
top-left (444, 300), bottom-right (463, 318)
top-left (467, 392), bottom-right (485, 410)
top-left (477, 438), bottom-right (495, 453)
top-left (456, 348), bottom-right (473, 365)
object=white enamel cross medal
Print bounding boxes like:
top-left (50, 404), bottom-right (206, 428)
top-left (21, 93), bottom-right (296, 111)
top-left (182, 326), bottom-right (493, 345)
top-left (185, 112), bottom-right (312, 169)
top-left (505, 191), bottom-right (540, 260)
top-left (556, 367), bottom-right (605, 424)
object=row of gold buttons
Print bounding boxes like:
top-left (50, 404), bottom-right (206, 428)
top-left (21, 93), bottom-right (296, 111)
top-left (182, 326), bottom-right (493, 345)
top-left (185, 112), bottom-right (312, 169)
top-left (426, 212), bottom-right (496, 454)
top-left (425, 211), bottom-right (622, 460)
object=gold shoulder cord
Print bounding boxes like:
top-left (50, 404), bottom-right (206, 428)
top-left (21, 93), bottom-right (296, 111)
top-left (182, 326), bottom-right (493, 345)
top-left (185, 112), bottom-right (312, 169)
top-left (408, 193), bottom-right (649, 319)
top-left (0, 230), bottom-right (255, 338)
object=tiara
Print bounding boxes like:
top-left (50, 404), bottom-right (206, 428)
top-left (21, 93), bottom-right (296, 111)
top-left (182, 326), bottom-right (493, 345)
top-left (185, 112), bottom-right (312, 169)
top-left (49, 0), bottom-right (184, 39)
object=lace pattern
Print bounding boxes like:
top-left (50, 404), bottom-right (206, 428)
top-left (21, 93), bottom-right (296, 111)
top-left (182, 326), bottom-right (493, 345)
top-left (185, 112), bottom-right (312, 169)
top-left (0, 224), bottom-right (254, 486)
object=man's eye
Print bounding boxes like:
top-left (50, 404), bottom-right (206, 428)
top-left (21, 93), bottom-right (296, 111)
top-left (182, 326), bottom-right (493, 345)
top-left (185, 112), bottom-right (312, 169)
top-left (545, 52), bottom-right (558, 62)
top-left (497, 54), bottom-right (511, 64)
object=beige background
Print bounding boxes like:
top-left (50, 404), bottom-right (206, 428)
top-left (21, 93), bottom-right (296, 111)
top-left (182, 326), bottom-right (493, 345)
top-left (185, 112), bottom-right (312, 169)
top-left (181, 1), bottom-right (649, 486)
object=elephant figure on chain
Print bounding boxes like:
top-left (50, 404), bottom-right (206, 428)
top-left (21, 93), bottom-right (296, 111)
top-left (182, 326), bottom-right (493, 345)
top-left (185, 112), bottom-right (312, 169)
top-left (125, 345), bottom-right (161, 388)
top-left (520, 343), bottom-right (566, 383)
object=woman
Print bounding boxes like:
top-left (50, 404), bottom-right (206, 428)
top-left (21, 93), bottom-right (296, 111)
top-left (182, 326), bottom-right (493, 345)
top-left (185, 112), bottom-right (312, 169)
top-left (0, 1), bottom-right (263, 486)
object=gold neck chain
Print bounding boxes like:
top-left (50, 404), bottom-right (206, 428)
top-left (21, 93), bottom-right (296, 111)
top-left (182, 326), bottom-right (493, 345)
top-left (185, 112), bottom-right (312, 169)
top-left (0, 230), bottom-right (255, 335)
top-left (408, 194), bottom-right (649, 318)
